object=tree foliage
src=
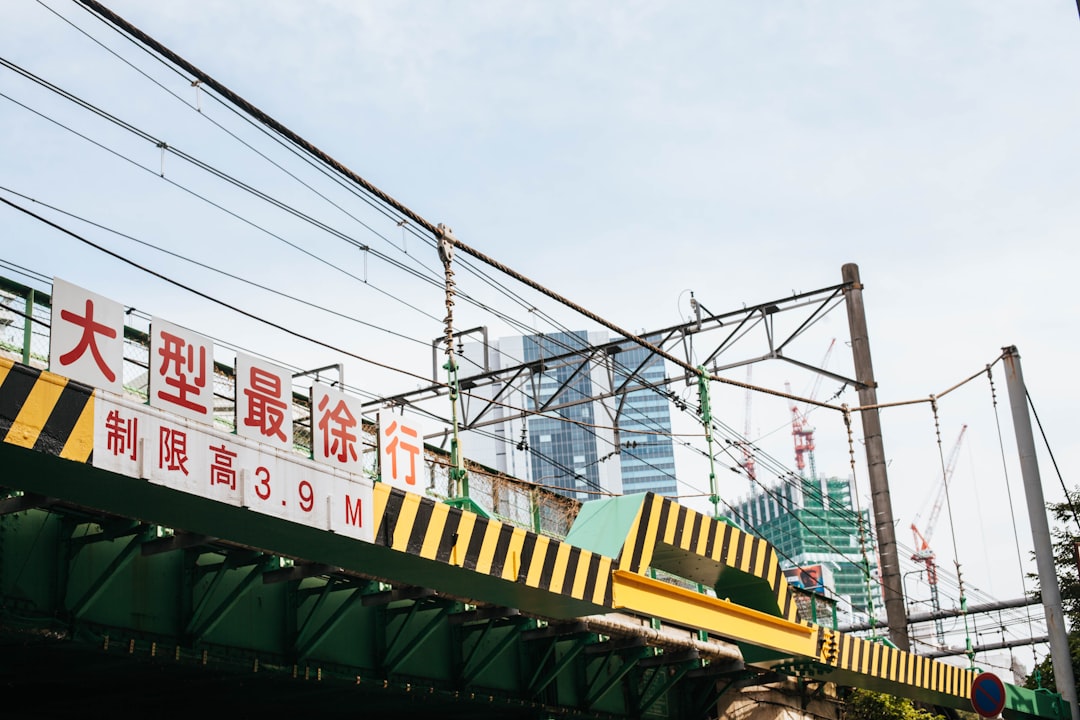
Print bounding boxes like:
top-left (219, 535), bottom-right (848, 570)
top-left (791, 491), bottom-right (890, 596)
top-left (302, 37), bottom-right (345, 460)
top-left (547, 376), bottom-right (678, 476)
top-left (845, 688), bottom-right (944, 720)
top-left (1023, 487), bottom-right (1080, 695)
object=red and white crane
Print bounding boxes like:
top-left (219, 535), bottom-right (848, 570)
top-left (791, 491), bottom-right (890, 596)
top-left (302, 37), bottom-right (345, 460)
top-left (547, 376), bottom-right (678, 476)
top-left (910, 423), bottom-right (967, 643)
top-left (785, 339), bottom-right (836, 480)
top-left (740, 366), bottom-right (757, 491)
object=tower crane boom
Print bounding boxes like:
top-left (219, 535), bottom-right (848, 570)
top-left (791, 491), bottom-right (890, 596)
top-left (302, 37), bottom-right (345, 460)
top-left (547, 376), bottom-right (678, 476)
top-left (741, 366), bottom-right (757, 489)
top-left (909, 423), bottom-right (967, 644)
top-left (785, 339), bottom-right (836, 479)
top-left (911, 424), bottom-right (967, 553)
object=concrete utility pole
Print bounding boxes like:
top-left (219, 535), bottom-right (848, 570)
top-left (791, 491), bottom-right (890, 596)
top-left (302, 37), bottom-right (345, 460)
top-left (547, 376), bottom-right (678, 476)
top-left (842, 263), bottom-right (910, 651)
top-left (1002, 346), bottom-right (1079, 720)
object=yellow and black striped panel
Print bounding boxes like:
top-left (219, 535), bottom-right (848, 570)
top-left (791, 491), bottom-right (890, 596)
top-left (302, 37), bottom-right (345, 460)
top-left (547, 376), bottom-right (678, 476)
top-left (0, 358), bottom-right (94, 463)
top-left (616, 492), bottom-right (801, 623)
top-left (827, 629), bottom-right (975, 700)
top-left (372, 484), bottom-right (614, 607)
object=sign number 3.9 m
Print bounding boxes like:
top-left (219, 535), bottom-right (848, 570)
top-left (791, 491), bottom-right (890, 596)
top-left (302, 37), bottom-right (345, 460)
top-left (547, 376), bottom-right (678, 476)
top-left (253, 466), bottom-right (315, 513)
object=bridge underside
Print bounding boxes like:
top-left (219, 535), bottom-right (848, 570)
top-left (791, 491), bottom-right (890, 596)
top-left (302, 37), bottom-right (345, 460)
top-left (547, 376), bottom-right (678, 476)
top-left (0, 444), bottom-right (746, 719)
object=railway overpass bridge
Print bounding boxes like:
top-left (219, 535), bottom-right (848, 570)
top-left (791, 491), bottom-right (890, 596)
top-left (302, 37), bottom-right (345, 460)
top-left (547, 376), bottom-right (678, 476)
top-left (0, 276), bottom-right (1070, 720)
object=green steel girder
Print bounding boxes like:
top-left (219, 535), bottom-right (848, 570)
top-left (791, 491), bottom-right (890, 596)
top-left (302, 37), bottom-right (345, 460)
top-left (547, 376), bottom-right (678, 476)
top-left (684, 664), bottom-right (748, 719)
top-left (141, 531), bottom-right (216, 556)
top-left (0, 491), bottom-right (54, 514)
top-left (185, 550), bottom-right (262, 636)
top-left (0, 499), bottom-right (718, 719)
top-left (525, 631), bottom-right (591, 696)
top-left (69, 519), bottom-right (145, 548)
top-left (188, 554), bottom-right (276, 641)
top-left (295, 582), bottom-right (375, 660)
top-left (585, 640), bottom-right (652, 709)
top-left (294, 577), bottom-right (343, 652)
top-left (383, 600), bottom-right (456, 675)
top-left (0, 442), bottom-right (741, 719)
top-left (459, 616), bottom-right (531, 689)
top-left (68, 527), bottom-right (149, 620)
top-left (637, 653), bottom-right (702, 717)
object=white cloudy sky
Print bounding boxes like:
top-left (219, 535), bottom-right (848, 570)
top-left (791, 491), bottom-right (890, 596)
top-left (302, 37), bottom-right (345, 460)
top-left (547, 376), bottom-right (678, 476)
top-left (2, 1), bottom-right (1078, 663)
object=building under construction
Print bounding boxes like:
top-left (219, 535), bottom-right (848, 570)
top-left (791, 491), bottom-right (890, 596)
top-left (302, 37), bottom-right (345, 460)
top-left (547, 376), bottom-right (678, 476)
top-left (730, 474), bottom-right (881, 623)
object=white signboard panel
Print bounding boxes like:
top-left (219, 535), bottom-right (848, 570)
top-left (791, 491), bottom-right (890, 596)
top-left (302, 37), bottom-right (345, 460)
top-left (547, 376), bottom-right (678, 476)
top-left (378, 410), bottom-right (425, 493)
top-left (147, 419), bottom-right (246, 508)
top-left (243, 455), bottom-right (331, 529)
top-left (49, 277), bottom-right (124, 393)
top-left (92, 395), bottom-right (373, 539)
top-left (330, 474), bottom-right (375, 542)
top-left (235, 352), bottom-right (293, 450)
top-left (149, 317), bottom-right (215, 424)
top-left (310, 382), bottom-right (364, 474)
top-left (93, 401), bottom-right (150, 478)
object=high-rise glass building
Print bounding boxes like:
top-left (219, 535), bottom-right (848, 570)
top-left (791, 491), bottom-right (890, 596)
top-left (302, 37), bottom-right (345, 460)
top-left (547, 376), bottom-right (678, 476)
top-left (460, 330), bottom-right (678, 501)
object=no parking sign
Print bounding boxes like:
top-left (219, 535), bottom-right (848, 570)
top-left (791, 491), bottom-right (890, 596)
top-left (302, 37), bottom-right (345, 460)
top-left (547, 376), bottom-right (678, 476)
top-left (970, 671), bottom-right (1006, 718)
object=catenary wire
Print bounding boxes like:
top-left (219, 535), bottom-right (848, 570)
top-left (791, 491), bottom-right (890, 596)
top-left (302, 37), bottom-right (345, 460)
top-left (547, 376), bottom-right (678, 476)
top-left (0, 185), bottom-right (431, 348)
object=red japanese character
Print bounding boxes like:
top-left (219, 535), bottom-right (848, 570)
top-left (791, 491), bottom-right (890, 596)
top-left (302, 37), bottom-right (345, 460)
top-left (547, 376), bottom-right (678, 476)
top-left (159, 426), bottom-right (189, 475)
top-left (59, 299), bottom-right (117, 382)
top-left (243, 367), bottom-right (287, 442)
top-left (156, 331), bottom-right (208, 414)
top-left (317, 394), bottom-right (358, 463)
top-left (383, 420), bottom-right (421, 485)
top-left (105, 409), bottom-right (138, 461)
top-left (209, 443), bottom-right (237, 489)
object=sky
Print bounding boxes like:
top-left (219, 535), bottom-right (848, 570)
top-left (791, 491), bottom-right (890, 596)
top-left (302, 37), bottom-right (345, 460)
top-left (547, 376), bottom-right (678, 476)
top-left (2, 0), bottom-right (1079, 674)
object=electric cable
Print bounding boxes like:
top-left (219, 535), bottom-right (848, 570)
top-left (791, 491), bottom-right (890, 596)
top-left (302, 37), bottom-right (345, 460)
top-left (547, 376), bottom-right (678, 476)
top-left (0, 185), bottom-right (431, 348)
top-left (1026, 389), bottom-right (1080, 534)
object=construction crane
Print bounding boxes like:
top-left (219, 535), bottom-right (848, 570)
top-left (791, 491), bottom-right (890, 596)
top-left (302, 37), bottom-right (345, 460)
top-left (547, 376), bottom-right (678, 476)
top-left (910, 423), bottom-right (968, 645)
top-left (784, 339), bottom-right (836, 481)
top-left (740, 366), bottom-right (757, 492)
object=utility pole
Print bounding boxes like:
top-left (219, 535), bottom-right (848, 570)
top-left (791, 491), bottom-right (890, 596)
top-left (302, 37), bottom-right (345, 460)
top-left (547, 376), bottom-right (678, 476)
top-left (842, 263), bottom-right (909, 651)
top-left (1002, 346), bottom-right (1079, 720)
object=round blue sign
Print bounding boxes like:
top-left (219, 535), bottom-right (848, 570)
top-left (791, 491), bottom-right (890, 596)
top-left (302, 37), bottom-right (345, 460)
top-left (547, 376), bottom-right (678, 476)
top-left (970, 671), bottom-right (1006, 718)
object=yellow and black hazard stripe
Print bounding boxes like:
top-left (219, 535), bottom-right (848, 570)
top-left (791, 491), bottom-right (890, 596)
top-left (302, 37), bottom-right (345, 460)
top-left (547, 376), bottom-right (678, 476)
top-left (616, 493), bottom-right (800, 623)
top-left (0, 358), bottom-right (94, 463)
top-left (373, 484), bottom-right (613, 607)
top-left (828, 630), bottom-right (974, 699)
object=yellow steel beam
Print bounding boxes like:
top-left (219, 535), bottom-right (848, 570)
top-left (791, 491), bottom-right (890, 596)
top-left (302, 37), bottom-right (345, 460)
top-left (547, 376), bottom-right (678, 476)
top-left (610, 570), bottom-right (818, 658)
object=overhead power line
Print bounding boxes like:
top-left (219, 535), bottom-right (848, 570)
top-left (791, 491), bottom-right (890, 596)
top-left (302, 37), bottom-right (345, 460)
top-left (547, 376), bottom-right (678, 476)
top-left (76, 0), bottom-right (848, 417)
